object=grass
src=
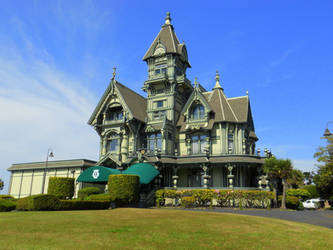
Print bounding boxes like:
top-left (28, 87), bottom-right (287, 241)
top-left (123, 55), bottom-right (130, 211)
top-left (0, 208), bottom-right (332, 249)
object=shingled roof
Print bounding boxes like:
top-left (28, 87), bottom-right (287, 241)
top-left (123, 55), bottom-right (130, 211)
top-left (177, 78), bottom-right (251, 129)
top-left (88, 80), bottom-right (147, 125)
top-left (143, 12), bottom-right (190, 66)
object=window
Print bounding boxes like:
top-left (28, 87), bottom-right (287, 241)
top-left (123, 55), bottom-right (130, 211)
top-left (147, 133), bottom-right (162, 152)
top-left (228, 133), bottom-right (234, 153)
top-left (191, 104), bottom-right (205, 120)
top-left (155, 100), bottom-right (164, 108)
top-left (108, 139), bottom-right (119, 152)
top-left (153, 110), bottom-right (166, 120)
top-left (191, 135), bottom-right (207, 154)
top-left (155, 64), bottom-right (167, 75)
top-left (106, 108), bottom-right (123, 121)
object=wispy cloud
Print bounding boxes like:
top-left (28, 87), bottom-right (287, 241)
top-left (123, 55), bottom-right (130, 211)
top-left (0, 17), bottom-right (101, 194)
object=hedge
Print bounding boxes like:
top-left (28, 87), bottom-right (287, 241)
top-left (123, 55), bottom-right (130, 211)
top-left (48, 177), bottom-right (75, 199)
top-left (286, 189), bottom-right (311, 200)
top-left (78, 187), bottom-right (103, 200)
top-left (58, 200), bottom-right (110, 210)
top-left (86, 193), bottom-right (112, 201)
top-left (16, 194), bottom-right (60, 211)
top-left (156, 189), bottom-right (274, 209)
top-left (108, 174), bottom-right (139, 206)
top-left (0, 199), bottom-right (16, 212)
top-left (0, 195), bottom-right (16, 201)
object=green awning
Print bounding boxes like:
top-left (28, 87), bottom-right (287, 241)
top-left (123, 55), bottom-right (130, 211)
top-left (77, 166), bottom-right (121, 183)
top-left (122, 163), bottom-right (159, 184)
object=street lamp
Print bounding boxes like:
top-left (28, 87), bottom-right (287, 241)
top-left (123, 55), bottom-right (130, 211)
top-left (41, 148), bottom-right (54, 194)
top-left (323, 121), bottom-right (333, 137)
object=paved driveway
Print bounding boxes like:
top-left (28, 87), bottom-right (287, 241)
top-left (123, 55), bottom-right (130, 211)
top-left (182, 208), bottom-right (333, 229)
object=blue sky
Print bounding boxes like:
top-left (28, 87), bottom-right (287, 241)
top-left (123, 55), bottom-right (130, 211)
top-left (1, 0), bottom-right (332, 194)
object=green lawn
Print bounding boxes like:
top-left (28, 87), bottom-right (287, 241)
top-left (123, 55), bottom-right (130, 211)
top-left (0, 208), bottom-right (332, 249)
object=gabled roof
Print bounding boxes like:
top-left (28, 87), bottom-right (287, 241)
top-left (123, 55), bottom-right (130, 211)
top-left (88, 80), bottom-right (147, 125)
top-left (177, 79), bottom-right (252, 129)
top-left (180, 81), bottom-right (212, 116)
top-left (143, 13), bottom-right (190, 66)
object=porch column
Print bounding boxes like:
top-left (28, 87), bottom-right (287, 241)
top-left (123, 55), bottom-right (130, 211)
top-left (227, 164), bottom-right (235, 188)
top-left (172, 166), bottom-right (178, 189)
top-left (201, 164), bottom-right (211, 189)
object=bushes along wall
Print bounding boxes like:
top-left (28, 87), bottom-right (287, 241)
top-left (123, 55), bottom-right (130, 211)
top-left (47, 177), bottom-right (75, 199)
top-left (78, 187), bottom-right (103, 200)
top-left (108, 174), bottom-right (139, 205)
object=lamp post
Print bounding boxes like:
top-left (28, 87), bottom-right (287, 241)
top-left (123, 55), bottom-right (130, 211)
top-left (323, 121), bottom-right (333, 137)
top-left (323, 121), bottom-right (333, 157)
top-left (41, 148), bottom-right (54, 194)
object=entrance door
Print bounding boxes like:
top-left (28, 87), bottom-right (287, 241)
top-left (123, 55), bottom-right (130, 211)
top-left (188, 169), bottom-right (203, 187)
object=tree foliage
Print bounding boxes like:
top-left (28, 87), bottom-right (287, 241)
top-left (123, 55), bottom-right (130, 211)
top-left (0, 179), bottom-right (3, 191)
top-left (313, 136), bottom-right (333, 199)
top-left (287, 169), bottom-right (304, 189)
top-left (263, 157), bottom-right (293, 209)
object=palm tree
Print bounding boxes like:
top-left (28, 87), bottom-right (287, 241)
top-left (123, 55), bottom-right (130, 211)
top-left (263, 157), bottom-right (293, 209)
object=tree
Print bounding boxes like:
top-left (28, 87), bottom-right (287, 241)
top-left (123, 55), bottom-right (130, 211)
top-left (313, 136), bottom-right (333, 199)
top-left (0, 178), bottom-right (4, 191)
top-left (263, 157), bottom-right (293, 209)
top-left (287, 169), bottom-right (304, 189)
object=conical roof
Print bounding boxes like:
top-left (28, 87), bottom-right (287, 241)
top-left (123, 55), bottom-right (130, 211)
top-left (143, 12), bottom-right (190, 66)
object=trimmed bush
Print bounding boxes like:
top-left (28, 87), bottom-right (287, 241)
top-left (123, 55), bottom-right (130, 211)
top-left (156, 189), bottom-right (274, 209)
top-left (0, 199), bottom-right (16, 212)
top-left (0, 195), bottom-right (16, 201)
top-left (78, 187), bottom-right (103, 200)
top-left (278, 195), bottom-right (303, 210)
top-left (16, 194), bottom-right (60, 211)
top-left (86, 193), bottom-right (112, 201)
top-left (58, 200), bottom-right (110, 210)
top-left (48, 177), bottom-right (75, 199)
top-left (287, 189), bottom-right (311, 200)
top-left (108, 174), bottom-right (139, 206)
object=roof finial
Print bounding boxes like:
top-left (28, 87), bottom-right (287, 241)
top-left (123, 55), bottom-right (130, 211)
top-left (213, 70), bottom-right (223, 90)
top-left (194, 77), bottom-right (198, 88)
top-left (165, 12), bottom-right (171, 25)
top-left (246, 90), bottom-right (249, 96)
top-left (112, 66), bottom-right (117, 81)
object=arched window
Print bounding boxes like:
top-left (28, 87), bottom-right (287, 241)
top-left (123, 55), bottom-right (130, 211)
top-left (191, 104), bottom-right (205, 120)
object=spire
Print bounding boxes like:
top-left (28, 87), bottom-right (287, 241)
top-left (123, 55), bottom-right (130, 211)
top-left (165, 12), bottom-right (171, 25)
top-left (194, 77), bottom-right (198, 88)
top-left (213, 70), bottom-right (223, 90)
top-left (112, 66), bottom-right (117, 81)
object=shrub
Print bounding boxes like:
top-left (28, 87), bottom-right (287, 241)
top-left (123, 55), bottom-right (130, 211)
top-left (16, 196), bottom-right (33, 211)
top-left (78, 187), bottom-right (103, 200)
top-left (58, 200), bottom-right (110, 210)
top-left (287, 189), bottom-right (311, 200)
top-left (0, 199), bottom-right (16, 212)
top-left (86, 193), bottom-right (112, 201)
top-left (47, 177), bottom-right (75, 199)
top-left (16, 194), bottom-right (60, 211)
top-left (0, 195), bottom-right (16, 201)
top-left (108, 174), bottom-right (139, 206)
top-left (156, 189), bottom-right (274, 209)
top-left (278, 195), bottom-right (303, 210)
top-left (181, 196), bottom-right (196, 208)
top-left (303, 185), bottom-right (319, 199)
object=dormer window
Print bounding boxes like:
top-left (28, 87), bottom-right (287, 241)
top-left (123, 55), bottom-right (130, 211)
top-left (155, 64), bottom-right (167, 75)
top-left (106, 107), bottom-right (123, 121)
top-left (191, 104), bottom-right (205, 120)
